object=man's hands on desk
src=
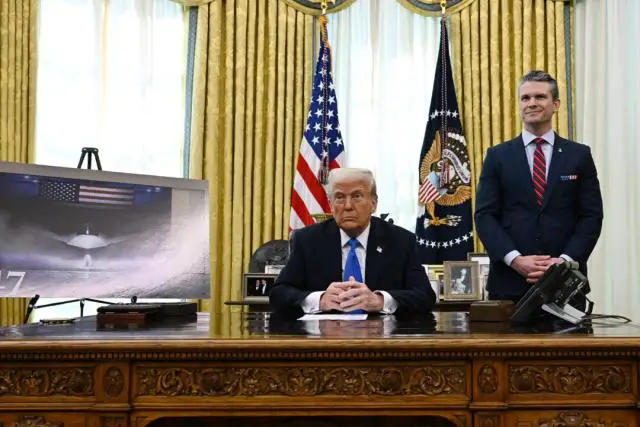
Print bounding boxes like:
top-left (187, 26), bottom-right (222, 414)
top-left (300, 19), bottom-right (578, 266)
top-left (511, 255), bottom-right (564, 284)
top-left (319, 278), bottom-right (384, 312)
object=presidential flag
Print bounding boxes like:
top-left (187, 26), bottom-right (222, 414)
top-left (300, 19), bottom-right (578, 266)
top-left (415, 18), bottom-right (473, 263)
top-left (289, 16), bottom-right (345, 230)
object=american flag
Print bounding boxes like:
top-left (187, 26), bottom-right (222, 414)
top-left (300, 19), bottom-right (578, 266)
top-left (289, 16), bottom-right (345, 231)
top-left (419, 174), bottom-right (440, 203)
top-left (39, 180), bottom-right (134, 207)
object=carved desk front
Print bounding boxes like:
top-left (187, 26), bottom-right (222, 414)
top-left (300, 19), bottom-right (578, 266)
top-left (0, 312), bottom-right (638, 427)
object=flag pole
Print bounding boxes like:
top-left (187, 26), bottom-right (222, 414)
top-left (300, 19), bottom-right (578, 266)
top-left (290, 0), bottom-right (345, 228)
top-left (439, 1), bottom-right (449, 186)
top-left (318, 0), bottom-right (330, 185)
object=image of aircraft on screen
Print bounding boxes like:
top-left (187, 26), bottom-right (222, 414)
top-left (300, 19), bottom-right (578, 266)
top-left (0, 167), bottom-right (210, 299)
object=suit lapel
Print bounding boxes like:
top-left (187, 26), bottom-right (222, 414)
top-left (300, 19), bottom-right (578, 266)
top-left (365, 218), bottom-right (385, 288)
top-left (511, 136), bottom-right (538, 209)
top-left (323, 220), bottom-right (343, 282)
top-left (542, 134), bottom-right (568, 209)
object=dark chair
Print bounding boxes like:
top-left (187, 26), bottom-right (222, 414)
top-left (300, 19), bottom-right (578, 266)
top-left (248, 239), bottom-right (290, 273)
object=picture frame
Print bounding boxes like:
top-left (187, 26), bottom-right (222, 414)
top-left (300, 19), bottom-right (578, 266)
top-left (467, 252), bottom-right (490, 299)
top-left (243, 273), bottom-right (278, 302)
top-left (423, 264), bottom-right (444, 300)
top-left (443, 261), bottom-right (481, 301)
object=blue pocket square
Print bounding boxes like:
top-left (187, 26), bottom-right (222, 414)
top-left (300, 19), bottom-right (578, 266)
top-left (560, 175), bottom-right (579, 181)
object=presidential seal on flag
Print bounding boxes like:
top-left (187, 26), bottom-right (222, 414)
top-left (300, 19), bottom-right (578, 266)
top-left (419, 127), bottom-right (471, 227)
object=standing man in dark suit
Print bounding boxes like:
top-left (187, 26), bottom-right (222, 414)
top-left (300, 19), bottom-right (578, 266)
top-left (475, 70), bottom-right (603, 302)
top-left (270, 168), bottom-right (436, 318)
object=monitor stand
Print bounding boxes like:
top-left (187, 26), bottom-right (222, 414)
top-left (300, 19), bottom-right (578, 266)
top-left (22, 147), bottom-right (112, 324)
top-left (24, 295), bottom-right (137, 324)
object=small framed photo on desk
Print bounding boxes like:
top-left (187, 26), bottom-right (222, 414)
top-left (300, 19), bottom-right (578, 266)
top-left (243, 273), bottom-right (278, 302)
top-left (423, 264), bottom-right (444, 300)
top-left (467, 252), bottom-right (490, 299)
top-left (443, 261), bottom-right (481, 301)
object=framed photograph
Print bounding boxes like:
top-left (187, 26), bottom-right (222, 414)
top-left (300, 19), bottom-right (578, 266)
top-left (423, 264), bottom-right (444, 300)
top-left (467, 252), bottom-right (490, 299)
top-left (443, 261), bottom-right (481, 300)
top-left (243, 273), bottom-right (278, 302)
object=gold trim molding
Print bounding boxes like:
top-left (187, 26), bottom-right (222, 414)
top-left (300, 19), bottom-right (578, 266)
top-left (1, 348), bottom-right (640, 362)
top-left (282, 0), bottom-right (358, 15)
top-left (170, 0), bottom-right (358, 14)
top-left (168, 0), bottom-right (214, 6)
top-left (165, 0), bottom-right (566, 13)
top-left (396, 0), bottom-right (476, 16)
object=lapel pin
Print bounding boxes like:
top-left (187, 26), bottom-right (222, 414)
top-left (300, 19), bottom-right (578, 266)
top-left (558, 148), bottom-right (563, 153)
top-left (377, 246), bottom-right (383, 253)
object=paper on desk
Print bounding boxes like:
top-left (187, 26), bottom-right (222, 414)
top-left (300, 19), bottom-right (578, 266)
top-left (298, 313), bottom-right (368, 321)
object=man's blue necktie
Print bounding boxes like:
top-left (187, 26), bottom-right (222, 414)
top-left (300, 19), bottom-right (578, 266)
top-left (343, 238), bottom-right (366, 314)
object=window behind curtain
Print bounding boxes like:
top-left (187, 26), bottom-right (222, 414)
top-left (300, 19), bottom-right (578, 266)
top-left (35, 0), bottom-right (185, 176)
top-left (327, 0), bottom-right (440, 231)
top-left (32, 0), bottom-right (186, 320)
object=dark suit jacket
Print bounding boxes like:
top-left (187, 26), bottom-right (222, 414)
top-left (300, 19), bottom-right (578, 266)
top-left (269, 217), bottom-right (436, 318)
top-left (474, 133), bottom-right (603, 297)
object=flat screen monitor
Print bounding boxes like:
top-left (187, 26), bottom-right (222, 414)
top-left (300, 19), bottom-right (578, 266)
top-left (0, 161), bottom-right (210, 299)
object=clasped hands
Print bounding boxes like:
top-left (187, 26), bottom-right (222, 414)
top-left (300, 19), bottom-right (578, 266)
top-left (319, 277), bottom-right (384, 312)
top-left (511, 255), bottom-right (565, 284)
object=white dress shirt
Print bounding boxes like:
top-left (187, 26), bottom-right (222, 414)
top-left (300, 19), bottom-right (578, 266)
top-left (503, 129), bottom-right (573, 266)
top-left (300, 222), bottom-right (398, 314)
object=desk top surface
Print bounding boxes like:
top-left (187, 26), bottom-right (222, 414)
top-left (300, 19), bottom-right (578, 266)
top-left (1, 310), bottom-right (640, 353)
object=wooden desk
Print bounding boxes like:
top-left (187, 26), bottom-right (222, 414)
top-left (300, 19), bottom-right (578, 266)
top-left (225, 299), bottom-right (471, 312)
top-left (0, 311), bottom-right (638, 427)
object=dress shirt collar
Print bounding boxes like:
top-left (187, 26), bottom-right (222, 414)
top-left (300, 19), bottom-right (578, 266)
top-left (340, 221), bottom-right (371, 250)
top-left (522, 129), bottom-right (555, 147)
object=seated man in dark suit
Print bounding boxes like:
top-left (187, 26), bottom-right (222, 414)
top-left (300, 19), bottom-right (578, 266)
top-left (270, 168), bottom-right (436, 318)
top-left (475, 70), bottom-right (603, 304)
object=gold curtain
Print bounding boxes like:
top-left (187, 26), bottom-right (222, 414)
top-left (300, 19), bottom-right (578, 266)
top-left (183, 0), bottom-right (314, 314)
top-left (173, 0), bottom-right (573, 312)
top-left (0, 0), bottom-right (37, 326)
top-left (446, 0), bottom-right (574, 251)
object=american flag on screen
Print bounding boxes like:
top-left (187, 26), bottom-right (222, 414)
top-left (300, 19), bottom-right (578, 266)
top-left (39, 180), bottom-right (134, 207)
top-left (289, 16), bottom-right (345, 231)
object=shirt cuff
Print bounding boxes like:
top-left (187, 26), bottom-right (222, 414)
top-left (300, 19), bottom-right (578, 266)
top-left (375, 290), bottom-right (398, 314)
top-left (504, 250), bottom-right (522, 267)
top-left (300, 291), bottom-right (324, 314)
top-left (560, 254), bottom-right (574, 262)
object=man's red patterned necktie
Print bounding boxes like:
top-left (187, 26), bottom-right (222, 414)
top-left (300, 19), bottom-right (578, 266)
top-left (532, 137), bottom-right (546, 206)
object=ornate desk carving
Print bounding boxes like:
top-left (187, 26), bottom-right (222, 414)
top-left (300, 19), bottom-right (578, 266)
top-left (0, 367), bottom-right (94, 397)
top-left (0, 312), bottom-right (639, 427)
top-left (135, 364), bottom-right (466, 397)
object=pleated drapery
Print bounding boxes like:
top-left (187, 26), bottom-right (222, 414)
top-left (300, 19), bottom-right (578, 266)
top-left (174, 0), bottom-right (315, 314)
top-left (0, 0), bottom-right (38, 326)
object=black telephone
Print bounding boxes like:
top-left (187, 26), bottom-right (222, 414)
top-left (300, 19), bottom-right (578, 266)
top-left (511, 261), bottom-right (590, 324)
